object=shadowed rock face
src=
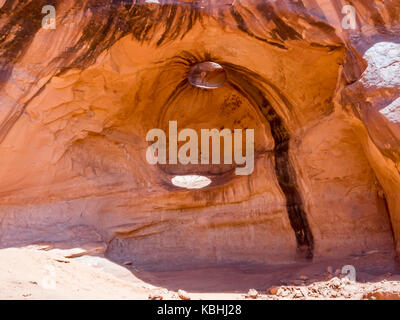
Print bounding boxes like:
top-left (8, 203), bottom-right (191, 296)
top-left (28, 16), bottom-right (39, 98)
top-left (0, 0), bottom-right (399, 270)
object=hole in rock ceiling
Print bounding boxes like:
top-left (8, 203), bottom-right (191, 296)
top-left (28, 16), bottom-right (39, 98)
top-left (171, 175), bottom-right (212, 189)
top-left (187, 61), bottom-right (226, 89)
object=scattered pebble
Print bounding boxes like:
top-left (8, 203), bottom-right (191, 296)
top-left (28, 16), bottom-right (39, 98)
top-left (277, 288), bottom-right (289, 297)
top-left (363, 290), bottom-right (400, 300)
top-left (269, 286), bottom-right (280, 295)
top-left (178, 289), bottom-right (191, 300)
top-left (148, 293), bottom-right (163, 300)
top-left (246, 289), bottom-right (259, 299)
top-left (330, 277), bottom-right (342, 288)
top-left (54, 258), bottom-right (70, 263)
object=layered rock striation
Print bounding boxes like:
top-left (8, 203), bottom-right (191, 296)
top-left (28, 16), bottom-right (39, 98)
top-left (0, 0), bottom-right (399, 269)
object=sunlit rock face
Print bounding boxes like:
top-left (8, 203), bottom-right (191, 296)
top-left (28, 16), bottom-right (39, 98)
top-left (0, 0), bottom-right (399, 269)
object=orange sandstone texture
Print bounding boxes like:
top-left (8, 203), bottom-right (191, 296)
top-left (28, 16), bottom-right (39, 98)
top-left (0, 0), bottom-right (399, 273)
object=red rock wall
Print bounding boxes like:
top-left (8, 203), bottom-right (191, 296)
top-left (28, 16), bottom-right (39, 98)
top-left (0, 0), bottom-right (399, 269)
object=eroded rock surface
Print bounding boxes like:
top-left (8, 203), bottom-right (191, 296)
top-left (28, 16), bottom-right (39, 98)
top-left (0, 0), bottom-right (399, 273)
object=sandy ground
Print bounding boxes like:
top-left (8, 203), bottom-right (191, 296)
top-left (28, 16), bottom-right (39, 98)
top-left (0, 246), bottom-right (399, 300)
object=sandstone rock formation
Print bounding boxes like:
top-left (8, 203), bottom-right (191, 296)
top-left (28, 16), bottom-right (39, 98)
top-left (0, 0), bottom-right (399, 273)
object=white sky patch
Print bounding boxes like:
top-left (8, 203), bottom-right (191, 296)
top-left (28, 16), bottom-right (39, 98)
top-left (171, 175), bottom-right (211, 189)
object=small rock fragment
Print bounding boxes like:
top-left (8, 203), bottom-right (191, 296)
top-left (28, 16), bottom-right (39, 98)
top-left (268, 286), bottom-right (280, 295)
top-left (148, 293), bottom-right (163, 300)
top-left (299, 275), bottom-right (308, 281)
top-left (330, 277), bottom-right (342, 288)
top-left (278, 288), bottom-right (290, 297)
top-left (178, 289), bottom-right (191, 300)
top-left (363, 290), bottom-right (400, 300)
top-left (327, 266), bottom-right (333, 274)
top-left (246, 289), bottom-right (259, 299)
top-left (298, 287), bottom-right (308, 298)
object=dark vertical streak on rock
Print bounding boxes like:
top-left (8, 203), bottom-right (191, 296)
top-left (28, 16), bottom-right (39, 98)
top-left (157, 4), bottom-right (178, 46)
top-left (65, 1), bottom-right (202, 69)
top-left (160, 53), bottom-right (314, 258)
top-left (163, 78), bottom-right (190, 109)
top-left (229, 6), bottom-right (288, 50)
top-left (348, 0), bottom-right (388, 32)
top-left (255, 2), bottom-right (302, 41)
top-left (223, 63), bottom-right (314, 259)
top-left (0, 0), bottom-right (59, 86)
top-left (294, 0), bottom-right (326, 21)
